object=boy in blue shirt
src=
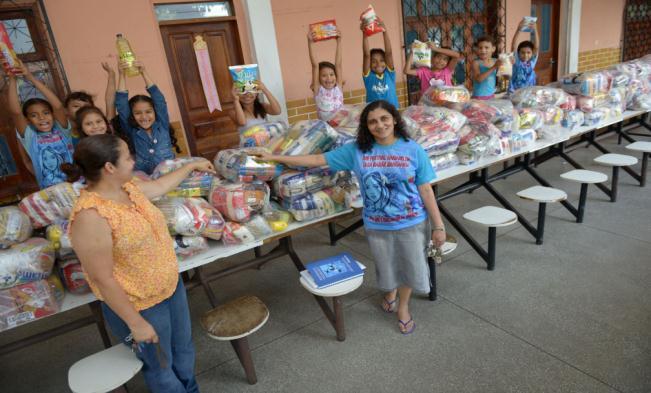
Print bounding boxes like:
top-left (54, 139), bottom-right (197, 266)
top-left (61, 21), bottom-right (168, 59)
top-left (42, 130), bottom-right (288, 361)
top-left (361, 21), bottom-right (399, 108)
top-left (509, 19), bottom-right (539, 94)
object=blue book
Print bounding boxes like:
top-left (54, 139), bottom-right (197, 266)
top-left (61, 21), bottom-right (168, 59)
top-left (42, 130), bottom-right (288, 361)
top-left (305, 253), bottom-right (364, 288)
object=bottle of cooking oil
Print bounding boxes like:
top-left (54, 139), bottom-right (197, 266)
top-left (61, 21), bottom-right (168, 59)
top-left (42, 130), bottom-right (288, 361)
top-left (116, 33), bottom-right (140, 77)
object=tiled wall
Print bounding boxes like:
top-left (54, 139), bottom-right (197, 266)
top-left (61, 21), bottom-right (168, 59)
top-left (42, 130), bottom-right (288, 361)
top-left (577, 47), bottom-right (622, 72)
top-left (286, 81), bottom-right (410, 124)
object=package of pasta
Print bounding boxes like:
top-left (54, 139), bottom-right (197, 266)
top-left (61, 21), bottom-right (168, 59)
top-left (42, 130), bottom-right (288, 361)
top-left (214, 148), bottom-right (281, 183)
top-left (18, 182), bottom-right (79, 229)
top-left (0, 238), bottom-right (56, 290)
top-left (511, 86), bottom-right (569, 109)
top-left (210, 181), bottom-right (270, 223)
top-left (155, 197), bottom-right (225, 240)
top-left (0, 275), bottom-right (64, 332)
top-left (283, 188), bottom-right (344, 222)
top-left (560, 71), bottom-right (609, 96)
top-left (229, 64), bottom-right (259, 93)
top-left (273, 167), bottom-right (335, 201)
top-left (402, 105), bottom-right (467, 138)
top-left (267, 120), bottom-right (339, 157)
top-left (309, 20), bottom-right (338, 42)
top-left (45, 221), bottom-right (73, 257)
top-left (327, 105), bottom-right (362, 129)
top-left (360, 5), bottom-right (384, 37)
top-left (430, 152), bottom-right (459, 172)
top-left (57, 255), bottom-right (90, 295)
top-left (517, 108), bottom-right (545, 130)
top-left (0, 206), bottom-right (32, 249)
top-left (411, 40), bottom-right (432, 68)
top-left (419, 85), bottom-right (471, 108)
top-left (173, 235), bottom-right (208, 258)
top-left (239, 122), bottom-right (287, 148)
top-left (509, 129), bottom-right (537, 153)
top-left (561, 110), bottom-right (584, 130)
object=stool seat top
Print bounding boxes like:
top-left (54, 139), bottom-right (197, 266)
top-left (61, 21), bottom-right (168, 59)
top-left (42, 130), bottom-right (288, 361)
top-left (463, 206), bottom-right (517, 227)
top-left (68, 344), bottom-right (143, 393)
top-left (560, 169), bottom-right (608, 184)
top-left (593, 153), bottom-right (638, 166)
top-left (300, 274), bottom-right (364, 297)
top-left (517, 186), bottom-right (568, 203)
top-left (626, 141), bottom-right (651, 153)
top-left (201, 296), bottom-right (269, 341)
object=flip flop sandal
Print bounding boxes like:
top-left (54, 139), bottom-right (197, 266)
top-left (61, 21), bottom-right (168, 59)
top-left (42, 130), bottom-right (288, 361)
top-left (380, 296), bottom-right (397, 313)
top-left (398, 317), bottom-right (416, 335)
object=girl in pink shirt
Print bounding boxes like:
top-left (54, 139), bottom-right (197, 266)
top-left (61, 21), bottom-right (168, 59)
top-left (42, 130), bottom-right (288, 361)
top-left (405, 42), bottom-right (462, 94)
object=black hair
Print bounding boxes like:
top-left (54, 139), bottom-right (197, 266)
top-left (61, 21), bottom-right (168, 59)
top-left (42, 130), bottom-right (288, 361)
top-left (61, 134), bottom-right (122, 183)
top-left (64, 91), bottom-right (94, 107)
top-left (128, 95), bottom-right (181, 154)
top-left (110, 116), bottom-right (135, 154)
top-left (22, 98), bottom-right (53, 118)
top-left (253, 97), bottom-right (267, 119)
top-left (370, 48), bottom-right (386, 60)
top-left (75, 106), bottom-right (110, 137)
top-left (517, 41), bottom-right (535, 53)
top-left (318, 61), bottom-right (337, 78)
top-left (357, 100), bottom-right (410, 153)
top-left (474, 35), bottom-right (494, 47)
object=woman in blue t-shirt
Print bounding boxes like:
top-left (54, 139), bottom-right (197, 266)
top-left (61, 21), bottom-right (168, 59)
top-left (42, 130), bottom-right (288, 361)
top-left (255, 100), bottom-right (446, 335)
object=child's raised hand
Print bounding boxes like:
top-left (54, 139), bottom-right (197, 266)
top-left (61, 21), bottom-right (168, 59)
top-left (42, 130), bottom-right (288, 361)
top-left (13, 60), bottom-right (29, 78)
top-left (378, 20), bottom-right (386, 31)
top-left (231, 86), bottom-right (241, 101)
top-left (133, 61), bottom-right (145, 72)
top-left (101, 62), bottom-right (115, 75)
top-left (118, 60), bottom-right (130, 74)
top-left (335, 28), bottom-right (342, 40)
top-left (256, 80), bottom-right (267, 91)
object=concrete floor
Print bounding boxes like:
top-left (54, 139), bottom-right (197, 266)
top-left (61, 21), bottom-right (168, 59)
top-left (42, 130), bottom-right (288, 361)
top-left (1, 131), bottom-right (650, 393)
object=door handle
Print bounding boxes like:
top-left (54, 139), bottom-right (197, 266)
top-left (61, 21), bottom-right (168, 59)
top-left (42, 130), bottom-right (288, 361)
top-left (550, 58), bottom-right (556, 64)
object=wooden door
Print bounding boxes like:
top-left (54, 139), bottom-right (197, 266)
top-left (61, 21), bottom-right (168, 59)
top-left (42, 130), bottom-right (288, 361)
top-left (531, 0), bottom-right (560, 85)
top-left (159, 18), bottom-right (243, 160)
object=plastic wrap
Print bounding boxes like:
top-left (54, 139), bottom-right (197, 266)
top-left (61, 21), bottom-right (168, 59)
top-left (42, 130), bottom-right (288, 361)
top-left (267, 120), bottom-right (339, 157)
top-left (222, 222), bottom-right (255, 245)
top-left (57, 255), bottom-right (90, 294)
top-left (430, 152), bottom-right (459, 171)
top-left (155, 197), bottom-right (225, 240)
top-left (151, 157), bottom-right (215, 197)
top-left (0, 206), bottom-right (32, 249)
top-left (517, 108), bottom-right (545, 130)
top-left (561, 110), bottom-right (585, 130)
top-left (332, 171), bottom-right (363, 209)
top-left (416, 132), bottom-right (461, 157)
top-left (173, 235), bottom-right (208, 257)
top-left (509, 129), bottom-right (537, 153)
top-left (273, 167), bottom-right (335, 201)
top-left (521, 16), bottom-right (537, 32)
top-left (461, 99), bottom-right (515, 134)
top-left (45, 221), bottom-right (72, 256)
top-left (360, 5), bottom-right (384, 37)
top-left (309, 20), bottom-right (338, 42)
top-left (419, 85), bottom-right (471, 108)
top-left (264, 210), bottom-right (292, 232)
top-left (411, 40), bottom-right (431, 68)
top-left (214, 148), bottom-right (282, 183)
top-left (456, 123), bottom-right (502, 164)
top-left (511, 86), bottom-right (570, 109)
top-left (210, 181), bottom-right (270, 223)
top-left (402, 105), bottom-right (467, 138)
top-left (333, 130), bottom-right (356, 149)
top-left (560, 71), bottom-right (609, 96)
top-left (0, 238), bottom-right (56, 290)
top-left (616, 60), bottom-right (651, 79)
top-left (229, 64), bottom-right (259, 93)
top-left (239, 122), bottom-right (287, 148)
top-left (582, 107), bottom-right (608, 126)
top-left (626, 78), bottom-right (651, 110)
top-left (283, 188), bottom-right (344, 222)
top-left (0, 275), bottom-right (64, 332)
top-left (327, 105), bottom-right (362, 129)
top-left (604, 69), bottom-right (631, 89)
top-left (497, 53), bottom-right (513, 77)
top-left (18, 183), bottom-right (79, 228)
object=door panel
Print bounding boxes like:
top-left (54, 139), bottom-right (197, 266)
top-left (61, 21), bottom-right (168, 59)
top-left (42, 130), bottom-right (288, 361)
top-left (531, 0), bottom-right (559, 85)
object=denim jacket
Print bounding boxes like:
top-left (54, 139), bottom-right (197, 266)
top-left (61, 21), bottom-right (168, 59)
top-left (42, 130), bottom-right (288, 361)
top-left (116, 85), bottom-right (175, 174)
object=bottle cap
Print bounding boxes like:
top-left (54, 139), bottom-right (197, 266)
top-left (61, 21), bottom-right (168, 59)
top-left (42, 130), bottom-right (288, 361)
top-left (116, 33), bottom-right (123, 38)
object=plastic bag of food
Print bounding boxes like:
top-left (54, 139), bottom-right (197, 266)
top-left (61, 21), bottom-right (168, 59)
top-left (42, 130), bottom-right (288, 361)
top-left (333, 130), bottom-right (356, 149)
top-left (402, 105), bottom-right (467, 138)
top-left (604, 69), bottom-right (631, 89)
top-left (520, 16), bottom-right (537, 32)
top-left (273, 167), bottom-right (335, 201)
top-left (45, 221), bottom-right (73, 257)
top-left (151, 157), bottom-right (215, 197)
top-left (509, 129), bottom-right (536, 153)
top-left (327, 105), bottom-right (362, 129)
top-left (229, 64), bottom-right (259, 93)
top-left (411, 40), bottom-right (431, 68)
top-left (210, 181), bottom-right (270, 223)
top-left (165, 175), bottom-right (216, 198)
top-left (416, 131), bottom-right (461, 156)
top-left (616, 60), bottom-right (651, 79)
top-left (576, 93), bottom-right (610, 112)
top-left (156, 197), bottom-right (225, 240)
top-left (309, 20), bottom-right (338, 42)
top-left (560, 71), bottom-right (609, 96)
top-left (331, 171), bottom-right (363, 209)
top-left (267, 120), bottom-right (339, 157)
top-left (561, 110), bottom-right (584, 130)
top-left (419, 85), bottom-right (471, 108)
top-left (457, 122), bottom-right (503, 162)
top-left (462, 99), bottom-right (515, 135)
top-left (19, 182), bottom-right (79, 228)
top-left (283, 188), bottom-right (344, 222)
top-left (582, 107), bottom-right (608, 126)
top-left (264, 210), bottom-right (292, 232)
top-left (0, 275), bottom-right (64, 332)
top-left (0, 238), bottom-right (56, 290)
top-left (517, 108), bottom-right (545, 130)
top-left (173, 235), bottom-right (208, 257)
top-left (430, 152), bottom-right (459, 171)
top-left (511, 86), bottom-right (570, 109)
top-left (0, 206), bottom-right (32, 249)
top-left (239, 122), bottom-right (287, 148)
top-left (222, 222), bottom-right (255, 245)
top-left (57, 255), bottom-right (90, 295)
top-left (360, 5), bottom-right (384, 37)
top-left (214, 148), bottom-right (282, 183)
top-left (497, 53), bottom-right (513, 77)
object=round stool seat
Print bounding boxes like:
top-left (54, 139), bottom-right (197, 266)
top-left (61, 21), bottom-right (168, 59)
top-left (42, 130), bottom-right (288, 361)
top-left (463, 206), bottom-right (517, 227)
top-left (300, 274), bottom-right (363, 297)
top-left (517, 186), bottom-right (568, 203)
top-left (625, 141), bottom-right (651, 153)
top-left (594, 153), bottom-right (637, 166)
top-left (68, 344), bottom-right (143, 393)
top-left (201, 296), bottom-right (269, 341)
top-left (560, 169), bottom-right (608, 184)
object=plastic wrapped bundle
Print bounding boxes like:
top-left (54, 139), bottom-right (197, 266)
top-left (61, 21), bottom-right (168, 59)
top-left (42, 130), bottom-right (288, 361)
top-left (57, 255), bottom-right (90, 294)
top-left (509, 129), bottom-right (537, 153)
top-left (332, 171), bottom-right (363, 209)
top-left (560, 71), bottom-right (609, 96)
top-left (45, 221), bottom-right (72, 256)
top-left (561, 94), bottom-right (576, 111)
top-left (267, 120), bottom-right (339, 157)
top-left (497, 53), bottom-right (513, 77)
top-left (155, 197), bottom-right (225, 240)
top-left (517, 108), bottom-right (545, 130)
top-left (210, 181), bottom-right (270, 223)
top-left (214, 148), bottom-right (282, 183)
top-left (264, 210), bottom-right (292, 232)
top-left (462, 99), bottom-right (515, 135)
top-left (604, 69), bottom-right (631, 89)
top-left (456, 123), bottom-right (503, 165)
top-left (419, 85), bottom-right (471, 108)
top-left (561, 110), bottom-right (585, 130)
top-left (333, 130), bottom-right (356, 149)
top-left (0, 238), bottom-right (56, 289)
top-left (511, 86), bottom-right (569, 109)
top-left (402, 105), bottom-right (467, 138)
top-left (152, 157), bottom-right (207, 178)
top-left (616, 60), bottom-right (651, 78)
top-left (626, 79), bottom-right (651, 109)
top-left (411, 40), bottom-right (432, 68)
top-left (273, 167), bottom-right (335, 201)
top-left (416, 131), bottom-right (461, 156)
top-left (173, 235), bottom-right (208, 257)
top-left (430, 152), bottom-right (459, 171)
top-left (0, 275), bottom-right (64, 332)
top-left (582, 107), bottom-right (608, 126)
top-left (360, 5), bottom-right (384, 37)
top-left (239, 122), bottom-right (287, 148)
top-left (576, 93), bottom-right (610, 112)
top-left (327, 105), bottom-right (362, 129)
top-left (18, 183), bottom-right (79, 228)
top-left (222, 222), bottom-right (255, 245)
top-left (283, 188), bottom-right (344, 222)
top-left (0, 206), bottom-right (32, 249)
top-left (151, 157), bottom-right (214, 197)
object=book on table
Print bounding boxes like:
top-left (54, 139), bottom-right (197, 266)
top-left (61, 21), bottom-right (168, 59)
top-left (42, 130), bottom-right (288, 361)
top-left (301, 252), bottom-right (365, 289)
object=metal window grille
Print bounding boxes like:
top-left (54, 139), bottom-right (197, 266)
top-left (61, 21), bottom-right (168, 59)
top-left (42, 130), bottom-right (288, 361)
top-left (622, 0), bottom-right (651, 61)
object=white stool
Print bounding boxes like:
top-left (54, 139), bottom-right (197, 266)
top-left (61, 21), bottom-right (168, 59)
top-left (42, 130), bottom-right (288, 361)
top-left (593, 153), bottom-right (638, 202)
top-left (560, 169), bottom-right (608, 223)
top-left (517, 186), bottom-right (568, 245)
top-left (68, 344), bottom-right (142, 393)
top-left (299, 274), bottom-right (363, 342)
top-left (463, 206), bottom-right (517, 271)
top-left (625, 141), bottom-right (651, 186)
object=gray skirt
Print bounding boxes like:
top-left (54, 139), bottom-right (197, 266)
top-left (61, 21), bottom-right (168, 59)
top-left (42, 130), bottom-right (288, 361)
top-left (366, 219), bottom-right (431, 293)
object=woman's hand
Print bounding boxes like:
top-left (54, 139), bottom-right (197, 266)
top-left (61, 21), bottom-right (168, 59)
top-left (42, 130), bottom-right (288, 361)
top-left (249, 149), bottom-right (274, 162)
top-left (432, 228), bottom-right (446, 248)
top-left (191, 160), bottom-right (216, 174)
top-left (130, 319), bottom-right (158, 344)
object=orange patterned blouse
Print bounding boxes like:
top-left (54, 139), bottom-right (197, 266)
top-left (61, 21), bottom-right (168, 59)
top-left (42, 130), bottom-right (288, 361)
top-left (69, 181), bottom-right (178, 310)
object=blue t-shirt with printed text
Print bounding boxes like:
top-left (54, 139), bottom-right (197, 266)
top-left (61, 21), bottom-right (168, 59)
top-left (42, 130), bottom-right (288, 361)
top-left (325, 139), bottom-right (436, 231)
top-left (363, 68), bottom-right (399, 108)
top-left (17, 122), bottom-right (73, 189)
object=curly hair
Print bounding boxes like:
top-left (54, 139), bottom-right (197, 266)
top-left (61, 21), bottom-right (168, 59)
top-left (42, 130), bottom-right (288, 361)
top-left (356, 100), bottom-right (410, 153)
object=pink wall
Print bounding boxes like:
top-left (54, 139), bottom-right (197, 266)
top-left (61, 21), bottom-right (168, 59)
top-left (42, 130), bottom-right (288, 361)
top-left (271, 0), bottom-right (404, 101)
top-left (506, 0), bottom-right (532, 51)
top-left (579, 0), bottom-right (624, 51)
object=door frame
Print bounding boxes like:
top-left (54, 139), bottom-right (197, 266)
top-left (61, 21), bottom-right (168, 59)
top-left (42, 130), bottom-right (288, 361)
top-left (531, 0), bottom-right (561, 83)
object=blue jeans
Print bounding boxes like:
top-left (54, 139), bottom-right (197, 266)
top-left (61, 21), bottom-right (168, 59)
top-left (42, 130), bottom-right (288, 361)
top-left (102, 278), bottom-right (199, 393)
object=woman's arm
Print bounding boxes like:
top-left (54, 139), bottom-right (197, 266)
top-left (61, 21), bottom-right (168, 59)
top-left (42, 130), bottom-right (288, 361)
top-left (71, 209), bottom-right (158, 343)
top-left (254, 150), bottom-right (326, 168)
top-left (136, 160), bottom-right (216, 200)
top-left (417, 183), bottom-right (446, 247)
top-left (258, 81), bottom-right (282, 115)
top-left (102, 62), bottom-right (117, 119)
top-left (7, 74), bottom-right (28, 136)
top-left (308, 33), bottom-right (319, 93)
